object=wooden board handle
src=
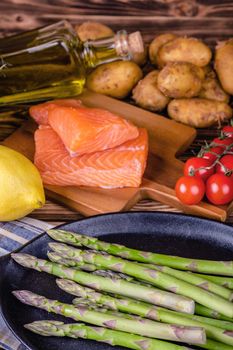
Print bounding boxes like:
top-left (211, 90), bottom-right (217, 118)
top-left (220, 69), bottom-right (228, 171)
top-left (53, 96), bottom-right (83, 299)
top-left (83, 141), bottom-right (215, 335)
top-left (141, 178), bottom-right (227, 222)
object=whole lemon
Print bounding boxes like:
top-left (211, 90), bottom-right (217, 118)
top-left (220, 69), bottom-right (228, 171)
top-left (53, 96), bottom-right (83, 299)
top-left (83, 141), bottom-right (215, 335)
top-left (0, 145), bottom-right (45, 221)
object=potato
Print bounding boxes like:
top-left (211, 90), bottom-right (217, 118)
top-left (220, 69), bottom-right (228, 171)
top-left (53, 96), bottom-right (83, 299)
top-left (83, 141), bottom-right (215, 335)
top-left (132, 70), bottom-right (170, 111)
top-left (86, 61), bottom-right (143, 99)
top-left (157, 62), bottom-right (204, 98)
top-left (199, 70), bottom-right (230, 103)
top-left (168, 98), bottom-right (232, 128)
top-left (76, 21), bottom-right (114, 41)
top-left (215, 39), bottom-right (233, 95)
top-left (149, 33), bottom-right (177, 66)
top-left (157, 37), bottom-right (212, 67)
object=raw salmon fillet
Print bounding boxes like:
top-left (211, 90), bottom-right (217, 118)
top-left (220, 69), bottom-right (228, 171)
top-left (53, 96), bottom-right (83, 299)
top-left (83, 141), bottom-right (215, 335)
top-left (47, 105), bottom-right (139, 156)
top-left (34, 126), bottom-right (148, 188)
top-left (30, 100), bottom-right (139, 156)
top-left (29, 99), bottom-right (83, 125)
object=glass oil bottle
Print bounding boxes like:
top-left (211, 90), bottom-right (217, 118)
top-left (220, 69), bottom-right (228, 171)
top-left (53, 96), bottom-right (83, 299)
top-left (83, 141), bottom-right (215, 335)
top-left (0, 20), bottom-right (144, 105)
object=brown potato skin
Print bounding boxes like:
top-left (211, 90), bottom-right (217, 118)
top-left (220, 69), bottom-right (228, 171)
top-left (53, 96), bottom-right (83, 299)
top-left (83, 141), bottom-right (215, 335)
top-left (76, 21), bottom-right (114, 41)
top-left (157, 62), bottom-right (203, 98)
top-left (199, 70), bottom-right (230, 103)
top-left (86, 61), bottom-right (143, 99)
top-left (168, 98), bottom-right (232, 128)
top-left (149, 33), bottom-right (177, 66)
top-left (215, 39), bottom-right (233, 95)
top-left (132, 70), bottom-right (170, 111)
top-left (157, 37), bottom-right (212, 67)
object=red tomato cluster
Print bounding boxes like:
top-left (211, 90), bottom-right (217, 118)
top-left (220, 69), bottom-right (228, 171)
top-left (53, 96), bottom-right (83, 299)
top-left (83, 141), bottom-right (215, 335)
top-left (175, 125), bottom-right (233, 206)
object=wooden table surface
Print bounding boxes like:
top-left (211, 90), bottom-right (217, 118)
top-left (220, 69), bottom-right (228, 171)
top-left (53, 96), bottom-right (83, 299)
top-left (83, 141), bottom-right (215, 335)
top-left (1, 0), bottom-right (233, 223)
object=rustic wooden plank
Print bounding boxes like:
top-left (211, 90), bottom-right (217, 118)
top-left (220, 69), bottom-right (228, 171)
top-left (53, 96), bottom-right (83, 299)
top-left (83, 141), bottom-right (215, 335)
top-left (0, 15), bottom-right (232, 48)
top-left (1, 0), bottom-right (233, 18)
top-left (29, 200), bottom-right (84, 221)
top-left (29, 199), bottom-right (233, 225)
top-left (0, 0), bottom-right (232, 44)
top-left (28, 199), bottom-right (180, 222)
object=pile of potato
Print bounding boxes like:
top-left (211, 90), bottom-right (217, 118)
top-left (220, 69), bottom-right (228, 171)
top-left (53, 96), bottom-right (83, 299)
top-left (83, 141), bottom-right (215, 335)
top-left (76, 22), bottom-right (233, 128)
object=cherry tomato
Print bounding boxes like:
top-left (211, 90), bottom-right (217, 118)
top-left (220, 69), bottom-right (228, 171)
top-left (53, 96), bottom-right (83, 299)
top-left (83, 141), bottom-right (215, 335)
top-left (216, 155), bottom-right (233, 177)
top-left (206, 173), bottom-right (233, 205)
top-left (222, 126), bottom-right (233, 139)
top-left (202, 146), bottom-right (223, 163)
top-left (175, 176), bottom-right (205, 205)
top-left (184, 157), bottom-right (214, 182)
top-left (212, 137), bottom-right (233, 148)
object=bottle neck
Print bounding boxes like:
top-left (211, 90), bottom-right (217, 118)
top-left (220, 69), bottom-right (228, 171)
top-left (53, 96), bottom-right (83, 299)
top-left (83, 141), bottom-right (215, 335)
top-left (80, 30), bottom-right (133, 69)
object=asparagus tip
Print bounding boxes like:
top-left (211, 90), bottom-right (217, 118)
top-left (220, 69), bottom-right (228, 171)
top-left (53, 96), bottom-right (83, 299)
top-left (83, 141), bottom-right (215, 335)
top-left (11, 253), bottom-right (37, 268)
top-left (12, 290), bottom-right (45, 307)
top-left (56, 278), bottom-right (73, 289)
top-left (48, 242), bottom-right (67, 252)
top-left (24, 320), bottom-right (65, 336)
top-left (24, 323), bottom-right (38, 333)
top-left (12, 290), bottom-right (31, 304)
top-left (47, 230), bottom-right (66, 240)
top-left (46, 229), bottom-right (55, 236)
top-left (11, 253), bottom-right (26, 263)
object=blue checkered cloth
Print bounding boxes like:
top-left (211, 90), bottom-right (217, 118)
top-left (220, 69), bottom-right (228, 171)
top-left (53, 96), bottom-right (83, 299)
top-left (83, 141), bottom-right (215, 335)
top-left (0, 217), bottom-right (55, 350)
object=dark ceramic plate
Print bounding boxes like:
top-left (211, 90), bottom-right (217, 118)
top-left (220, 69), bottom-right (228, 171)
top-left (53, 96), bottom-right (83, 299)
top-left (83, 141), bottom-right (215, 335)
top-left (0, 212), bottom-right (233, 350)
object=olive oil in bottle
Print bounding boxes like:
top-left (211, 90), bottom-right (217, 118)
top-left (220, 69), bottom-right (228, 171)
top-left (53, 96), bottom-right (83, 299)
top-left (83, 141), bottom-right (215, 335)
top-left (0, 20), bottom-right (143, 105)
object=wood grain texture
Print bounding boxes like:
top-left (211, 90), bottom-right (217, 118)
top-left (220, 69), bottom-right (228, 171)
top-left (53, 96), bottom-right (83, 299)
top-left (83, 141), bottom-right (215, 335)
top-left (1, 0), bottom-right (233, 18)
top-left (28, 199), bottom-right (233, 225)
top-left (0, 1), bottom-right (233, 46)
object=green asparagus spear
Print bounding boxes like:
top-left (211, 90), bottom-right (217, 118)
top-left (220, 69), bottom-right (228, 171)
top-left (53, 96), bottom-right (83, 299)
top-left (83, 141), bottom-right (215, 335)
top-left (47, 251), bottom-right (98, 271)
top-left (85, 306), bottom-right (233, 348)
top-left (72, 297), bottom-right (233, 332)
top-left (11, 253), bottom-right (194, 314)
top-left (25, 320), bottom-right (196, 350)
top-left (178, 313), bottom-right (233, 331)
top-left (56, 279), bottom-right (233, 345)
top-left (75, 304), bottom-right (233, 347)
top-left (47, 230), bottom-right (233, 276)
top-left (57, 278), bottom-right (162, 317)
top-left (57, 280), bottom-right (233, 331)
top-left (192, 273), bottom-right (233, 290)
top-left (195, 304), bottom-right (233, 322)
top-left (48, 243), bottom-right (233, 318)
top-left (48, 250), bottom-right (233, 300)
top-left (93, 269), bottom-right (135, 281)
top-left (151, 309), bottom-right (233, 347)
top-left (142, 263), bottom-right (233, 300)
top-left (25, 321), bottom-right (233, 350)
top-left (69, 305), bottom-right (233, 350)
top-left (48, 251), bottom-right (134, 281)
top-left (201, 340), bottom-right (233, 350)
top-left (12, 290), bottom-right (205, 344)
top-left (49, 251), bottom-right (233, 294)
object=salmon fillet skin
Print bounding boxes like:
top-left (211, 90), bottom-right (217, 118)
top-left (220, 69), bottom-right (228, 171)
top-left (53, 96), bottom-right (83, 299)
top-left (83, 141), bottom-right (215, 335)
top-left (34, 125), bottom-right (148, 188)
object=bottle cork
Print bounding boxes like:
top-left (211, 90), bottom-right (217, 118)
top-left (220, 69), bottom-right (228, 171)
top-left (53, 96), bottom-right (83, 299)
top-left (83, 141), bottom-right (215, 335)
top-left (129, 31), bottom-right (144, 54)
top-left (115, 30), bottom-right (144, 57)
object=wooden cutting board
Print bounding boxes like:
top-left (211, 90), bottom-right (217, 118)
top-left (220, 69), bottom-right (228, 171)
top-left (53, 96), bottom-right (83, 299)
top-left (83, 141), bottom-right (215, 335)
top-left (3, 90), bottom-right (232, 222)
